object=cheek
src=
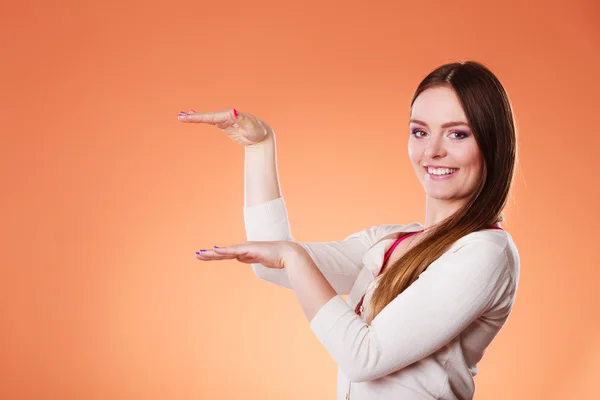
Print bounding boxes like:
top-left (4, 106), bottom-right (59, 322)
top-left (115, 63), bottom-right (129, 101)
top-left (459, 143), bottom-right (483, 172)
top-left (407, 140), bottom-right (421, 164)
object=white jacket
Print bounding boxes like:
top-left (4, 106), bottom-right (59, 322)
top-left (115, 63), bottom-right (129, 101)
top-left (244, 196), bottom-right (520, 400)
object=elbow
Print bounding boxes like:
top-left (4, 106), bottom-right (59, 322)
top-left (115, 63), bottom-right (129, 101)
top-left (341, 364), bottom-right (385, 383)
top-left (343, 360), bottom-right (415, 383)
top-left (344, 368), bottom-right (377, 384)
top-left (251, 263), bottom-right (270, 278)
top-left (340, 355), bottom-right (395, 383)
top-left (250, 263), bottom-right (293, 290)
top-left (334, 333), bottom-right (389, 383)
top-left (251, 263), bottom-right (277, 280)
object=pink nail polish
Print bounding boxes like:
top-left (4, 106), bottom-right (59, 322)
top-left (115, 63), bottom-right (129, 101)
top-left (189, 109), bottom-right (196, 113)
top-left (233, 109), bottom-right (239, 118)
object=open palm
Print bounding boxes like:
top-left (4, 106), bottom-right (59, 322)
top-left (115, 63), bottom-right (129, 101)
top-left (195, 241), bottom-right (300, 269)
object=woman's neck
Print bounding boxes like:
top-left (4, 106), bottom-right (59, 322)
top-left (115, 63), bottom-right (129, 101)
top-left (423, 196), bottom-right (466, 228)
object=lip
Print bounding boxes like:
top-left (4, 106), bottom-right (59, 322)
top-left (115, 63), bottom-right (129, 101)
top-left (423, 165), bottom-right (458, 169)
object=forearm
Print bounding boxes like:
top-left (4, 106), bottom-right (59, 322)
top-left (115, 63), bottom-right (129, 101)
top-left (284, 244), bottom-right (338, 321)
top-left (244, 129), bottom-right (282, 207)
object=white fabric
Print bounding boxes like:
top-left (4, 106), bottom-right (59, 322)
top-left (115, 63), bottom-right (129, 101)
top-left (244, 196), bottom-right (520, 400)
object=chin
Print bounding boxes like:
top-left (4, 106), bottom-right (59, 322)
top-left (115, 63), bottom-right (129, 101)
top-left (428, 194), bottom-right (456, 201)
top-left (424, 187), bottom-right (460, 200)
top-left (427, 186), bottom-right (476, 201)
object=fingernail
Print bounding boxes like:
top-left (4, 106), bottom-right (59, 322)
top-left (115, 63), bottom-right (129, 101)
top-left (179, 111), bottom-right (187, 114)
top-left (189, 109), bottom-right (196, 113)
top-left (233, 109), bottom-right (238, 118)
top-left (196, 250), bottom-right (206, 254)
top-left (213, 246), bottom-right (220, 249)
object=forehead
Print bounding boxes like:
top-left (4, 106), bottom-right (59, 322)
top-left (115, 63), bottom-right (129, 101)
top-left (410, 86), bottom-right (467, 123)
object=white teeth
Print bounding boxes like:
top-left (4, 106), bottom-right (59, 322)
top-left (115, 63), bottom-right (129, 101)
top-left (428, 167), bottom-right (456, 176)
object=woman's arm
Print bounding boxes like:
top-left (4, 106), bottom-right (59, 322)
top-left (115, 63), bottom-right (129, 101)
top-left (244, 127), bottom-right (281, 207)
top-left (285, 240), bottom-right (515, 382)
top-left (243, 131), bottom-right (378, 294)
top-left (244, 196), bottom-right (380, 294)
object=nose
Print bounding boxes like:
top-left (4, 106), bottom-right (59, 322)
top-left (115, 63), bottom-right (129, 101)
top-left (424, 134), bottom-right (447, 159)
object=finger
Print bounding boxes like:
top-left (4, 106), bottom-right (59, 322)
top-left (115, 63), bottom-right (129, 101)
top-left (212, 245), bottom-right (249, 256)
top-left (195, 249), bottom-right (237, 260)
top-left (178, 108), bottom-right (237, 124)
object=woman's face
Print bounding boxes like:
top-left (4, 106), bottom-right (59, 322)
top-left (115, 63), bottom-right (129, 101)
top-left (408, 86), bottom-right (484, 202)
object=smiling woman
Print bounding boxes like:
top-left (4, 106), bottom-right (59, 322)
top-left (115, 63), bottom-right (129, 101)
top-left (182, 60), bottom-right (519, 400)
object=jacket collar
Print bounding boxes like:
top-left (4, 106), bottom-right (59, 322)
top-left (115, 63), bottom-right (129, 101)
top-left (362, 223), bottom-right (425, 278)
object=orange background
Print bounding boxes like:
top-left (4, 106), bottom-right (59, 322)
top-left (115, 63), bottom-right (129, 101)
top-left (1, 0), bottom-right (599, 398)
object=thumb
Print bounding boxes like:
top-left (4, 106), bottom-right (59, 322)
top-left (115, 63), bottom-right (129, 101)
top-left (231, 109), bottom-right (257, 131)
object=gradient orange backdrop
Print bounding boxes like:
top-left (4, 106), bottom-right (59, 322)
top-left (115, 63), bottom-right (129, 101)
top-left (1, 0), bottom-right (599, 399)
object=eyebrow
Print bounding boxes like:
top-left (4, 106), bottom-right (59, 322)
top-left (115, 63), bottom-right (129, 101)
top-left (409, 119), bottom-right (471, 129)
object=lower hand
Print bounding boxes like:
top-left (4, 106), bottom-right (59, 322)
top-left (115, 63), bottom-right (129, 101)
top-left (195, 241), bottom-right (303, 269)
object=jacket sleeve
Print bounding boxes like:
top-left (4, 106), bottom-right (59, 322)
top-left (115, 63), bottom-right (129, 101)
top-left (308, 240), bottom-right (516, 382)
top-left (243, 196), bottom-right (380, 295)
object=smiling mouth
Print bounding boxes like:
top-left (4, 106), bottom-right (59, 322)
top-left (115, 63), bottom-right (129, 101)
top-left (423, 167), bottom-right (459, 177)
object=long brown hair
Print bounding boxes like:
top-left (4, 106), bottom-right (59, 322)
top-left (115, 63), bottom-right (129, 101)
top-left (365, 61), bottom-right (517, 324)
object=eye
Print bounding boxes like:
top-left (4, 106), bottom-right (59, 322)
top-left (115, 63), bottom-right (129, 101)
top-left (450, 131), bottom-right (469, 139)
top-left (411, 129), bottom-right (427, 138)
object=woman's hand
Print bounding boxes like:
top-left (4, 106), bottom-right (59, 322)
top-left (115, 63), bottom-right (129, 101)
top-left (198, 241), bottom-right (336, 322)
top-left (178, 108), bottom-right (273, 147)
top-left (195, 241), bottom-right (304, 269)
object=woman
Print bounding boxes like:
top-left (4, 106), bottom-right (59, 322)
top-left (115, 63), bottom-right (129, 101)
top-left (179, 60), bottom-right (520, 400)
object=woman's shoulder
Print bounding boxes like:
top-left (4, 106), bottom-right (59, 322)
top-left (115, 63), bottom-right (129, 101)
top-left (453, 228), bottom-right (518, 257)
top-left (373, 222), bottom-right (425, 239)
top-left (450, 228), bottom-right (520, 283)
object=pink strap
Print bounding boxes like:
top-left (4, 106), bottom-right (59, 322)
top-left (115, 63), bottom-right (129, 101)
top-left (382, 226), bottom-right (503, 265)
top-left (383, 231), bottom-right (420, 264)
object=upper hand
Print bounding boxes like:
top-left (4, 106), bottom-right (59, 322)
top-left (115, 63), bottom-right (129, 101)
top-left (178, 108), bottom-right (273, 147)
top-left (196, 241), bottom-right (305, 269)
